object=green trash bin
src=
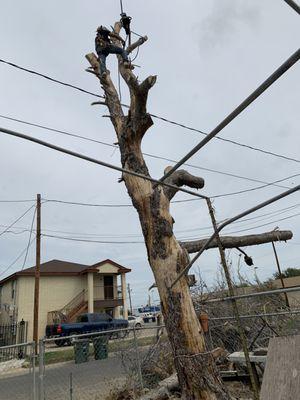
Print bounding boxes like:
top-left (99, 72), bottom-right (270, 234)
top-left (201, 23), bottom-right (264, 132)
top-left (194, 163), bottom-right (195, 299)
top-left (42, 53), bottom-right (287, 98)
top-left (93, 336), bottom-right (108, 360)
top-left (73, 339), bottom-right (89, 364)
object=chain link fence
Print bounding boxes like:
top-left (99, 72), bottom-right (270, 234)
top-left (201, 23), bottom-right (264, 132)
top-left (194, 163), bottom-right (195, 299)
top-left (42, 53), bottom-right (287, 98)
top-left (1, 310), bottom-right (299, 400)
top-left (37, 323), bottom-right (165, 400)
top-left (0, 341), bottom-right (36, 400)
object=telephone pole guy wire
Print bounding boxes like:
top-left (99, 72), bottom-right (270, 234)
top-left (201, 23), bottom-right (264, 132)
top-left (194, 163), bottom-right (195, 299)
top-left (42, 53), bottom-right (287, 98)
top-left (283, 0), bottom-right (300, 14)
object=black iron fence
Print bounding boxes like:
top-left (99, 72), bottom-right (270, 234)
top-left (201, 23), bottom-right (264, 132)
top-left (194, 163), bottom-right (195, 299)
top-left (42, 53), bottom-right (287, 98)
top-left (0, 320), bottom-right (28, 347)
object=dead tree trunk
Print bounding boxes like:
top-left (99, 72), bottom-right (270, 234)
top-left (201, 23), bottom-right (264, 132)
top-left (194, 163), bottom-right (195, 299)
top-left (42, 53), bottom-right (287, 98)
top-left (85, 24), bottom-right (293, 399)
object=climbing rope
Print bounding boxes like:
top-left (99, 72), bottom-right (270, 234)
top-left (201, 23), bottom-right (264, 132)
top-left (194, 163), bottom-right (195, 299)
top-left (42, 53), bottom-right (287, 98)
top-left (119, 0), bottom-right (124, 14)
top-left (117, 66), bottom-right (122, 102)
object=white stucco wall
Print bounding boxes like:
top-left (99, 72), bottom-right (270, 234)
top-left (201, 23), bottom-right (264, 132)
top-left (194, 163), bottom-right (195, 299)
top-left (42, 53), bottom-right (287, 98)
top-left (17, 275), bottom-right (86, 340)
top-left (0, 280), bottom-right (17, 324)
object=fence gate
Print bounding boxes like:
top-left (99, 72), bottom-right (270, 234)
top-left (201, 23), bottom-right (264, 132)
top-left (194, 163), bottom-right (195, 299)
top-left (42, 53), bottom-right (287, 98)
top-left (0, 320), bottom-right (28, 347)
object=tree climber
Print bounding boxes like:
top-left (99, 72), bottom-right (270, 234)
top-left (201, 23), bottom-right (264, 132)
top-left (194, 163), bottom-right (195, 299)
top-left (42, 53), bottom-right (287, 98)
top-left (95, 26), bottom-right (129, 75)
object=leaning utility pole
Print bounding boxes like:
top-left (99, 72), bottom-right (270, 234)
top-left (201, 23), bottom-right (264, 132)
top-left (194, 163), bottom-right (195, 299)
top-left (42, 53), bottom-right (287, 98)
top-left (272, 241), bottom-right (290, 309)
top-left (33, 194), bottom-right (41, 349)
top-left (127, 283), bottom-right (133, 315)
top-left (207, 199), bottom-right (260, 400)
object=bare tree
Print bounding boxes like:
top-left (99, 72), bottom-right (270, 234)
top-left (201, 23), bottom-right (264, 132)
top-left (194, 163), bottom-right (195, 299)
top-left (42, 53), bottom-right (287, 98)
top-left (86, 23), bottom-right (293, 399)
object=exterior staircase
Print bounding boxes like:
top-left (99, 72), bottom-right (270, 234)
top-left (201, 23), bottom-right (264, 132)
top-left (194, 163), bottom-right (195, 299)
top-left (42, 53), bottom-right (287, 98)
top-left (47, 289), bottom-right (88, 325)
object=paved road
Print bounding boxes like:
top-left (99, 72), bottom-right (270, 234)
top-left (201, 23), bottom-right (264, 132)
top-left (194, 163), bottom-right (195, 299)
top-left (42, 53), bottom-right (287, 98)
top-left (0, 352), bottom-right (129, 400)
top-left (0, 325), bottom-right (159, 400)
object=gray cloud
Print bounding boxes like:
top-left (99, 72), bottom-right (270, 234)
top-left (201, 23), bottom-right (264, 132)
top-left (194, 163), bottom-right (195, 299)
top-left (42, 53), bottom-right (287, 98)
top-left (198, 0), bottom-right (261, 50)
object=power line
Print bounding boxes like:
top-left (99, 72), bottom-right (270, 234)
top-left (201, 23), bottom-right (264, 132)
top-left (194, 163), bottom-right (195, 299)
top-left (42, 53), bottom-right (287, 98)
top-left (21, 207), bottom-right (37, 270)
top-left (0, 204), bottom-right (35, 237)
top-left (42, 233), bottom-right (143, 244)
top-left (0, 238), bottom-right (35, 276)
top-left (1, 125), bottom-right (298, 204)
top-left (2, 202), bottom-right (299, 239)
top-left (40, 211), bottom-right (300, 245)
top-left (0, 126), bottom-right (208, 201)
top-left (1, 58), bottom-right (300, 164)
top-left (0, 114), bottom-right (290, 190)
top-left (0, 199), bottom-right (35, 203)
top-left (0, 59), bottom-right (103, 99)
top-left (179, 173), bottom-right (300, 202)
top-left (283, 0), bottom-right (300, 15)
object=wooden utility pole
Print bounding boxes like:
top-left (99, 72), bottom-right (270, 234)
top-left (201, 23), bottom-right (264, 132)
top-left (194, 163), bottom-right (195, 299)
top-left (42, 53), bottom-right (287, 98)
top-left (206, 198), bottom-right (260, 400)
top-left (127, 283), bottom-right (133, 315)
top-left (272, 241), bottom-right (290, 308)
top-left (33, 194), bottom-right (41, 349)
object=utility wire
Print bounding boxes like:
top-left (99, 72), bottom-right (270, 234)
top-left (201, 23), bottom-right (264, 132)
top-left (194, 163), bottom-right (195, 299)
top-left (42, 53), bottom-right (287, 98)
top-left (0, 204), bottom-right (35, 237)
top-left (0, 114), bottom-right (290, 191)
top-left (0, 238), bottom-right (35, 276)
top-left (40, 211), bottom-right (300, 245)
top-left (0, 199), bottom-right (35, 203)
top-left (1, 59), bottom-right (299, 164)
top-left (42, 234), bottom-right (142, 244)
top-left (21, 207), bottom-right (37, 270)
top-left (2, 202), bottom-right (299, 238)
top-left (283, 0), bottom-right (300, 15)
top-left (1, 125), bottom-right (298, 204)
top-left (178, 173), bottom-right (300, 202)
top-left (0, 126), bottom-right (207, 200)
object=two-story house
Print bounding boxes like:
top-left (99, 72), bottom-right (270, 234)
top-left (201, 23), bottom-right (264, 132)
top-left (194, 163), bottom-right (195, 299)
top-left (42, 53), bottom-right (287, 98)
top-left (0, 258), bottom-right (131, 340)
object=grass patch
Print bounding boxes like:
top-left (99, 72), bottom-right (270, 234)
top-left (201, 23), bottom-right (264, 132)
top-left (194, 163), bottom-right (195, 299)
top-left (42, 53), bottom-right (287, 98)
top-left (43, 335), bottom-right (158, 366)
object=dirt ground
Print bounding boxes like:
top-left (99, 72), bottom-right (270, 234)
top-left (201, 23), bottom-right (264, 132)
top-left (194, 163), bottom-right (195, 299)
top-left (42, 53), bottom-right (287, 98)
top-left (225, 381), bottom-right (254, 399)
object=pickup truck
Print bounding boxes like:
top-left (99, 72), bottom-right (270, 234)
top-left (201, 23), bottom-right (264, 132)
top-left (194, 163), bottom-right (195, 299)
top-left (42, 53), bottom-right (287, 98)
top-left (46, 313), bottom-right (129, 346)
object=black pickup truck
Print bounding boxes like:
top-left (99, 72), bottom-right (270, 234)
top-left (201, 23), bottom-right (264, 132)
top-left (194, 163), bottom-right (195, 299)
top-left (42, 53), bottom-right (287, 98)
top-left (46, 313), bottom-right (129, 346)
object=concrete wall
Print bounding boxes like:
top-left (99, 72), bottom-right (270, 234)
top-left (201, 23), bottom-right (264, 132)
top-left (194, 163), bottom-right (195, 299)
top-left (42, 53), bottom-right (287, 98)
top-left (17, 275), bottom-right (86, 340)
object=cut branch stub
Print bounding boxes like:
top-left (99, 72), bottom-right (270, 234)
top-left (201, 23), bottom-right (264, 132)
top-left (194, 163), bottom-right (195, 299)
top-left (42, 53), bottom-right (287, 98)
top-left (163, 166), bottom-right (205, 200)
top-left (181, 230), bottom-right (293, 254)
top-left (127, 35), bottom-right (148, 54)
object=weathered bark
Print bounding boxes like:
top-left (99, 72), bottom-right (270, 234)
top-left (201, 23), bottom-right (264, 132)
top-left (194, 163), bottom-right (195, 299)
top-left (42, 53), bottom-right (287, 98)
top-left (181, 230), bottom-right (293, 254)
top-left (85, 25), bottom-right (292, 399)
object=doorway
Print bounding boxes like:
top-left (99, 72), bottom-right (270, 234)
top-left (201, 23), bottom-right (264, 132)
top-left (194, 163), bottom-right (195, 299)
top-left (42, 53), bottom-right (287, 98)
top-left (104, 276), bottom-right (114, 299)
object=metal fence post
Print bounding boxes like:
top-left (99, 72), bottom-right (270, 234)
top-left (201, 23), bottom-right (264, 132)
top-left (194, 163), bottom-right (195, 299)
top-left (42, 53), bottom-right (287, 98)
top-left (69, 372), bottom-right (73, 400)
top-left (31, 341), bottom-right (36, 400)
top-left (133, 325), bottom-right (144, 389)
top-left (38, 339), bottom-right (45, 400)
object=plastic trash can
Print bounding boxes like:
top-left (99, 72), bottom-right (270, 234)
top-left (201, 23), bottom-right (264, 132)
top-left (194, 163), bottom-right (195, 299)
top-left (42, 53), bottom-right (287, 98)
top-left (73, 339), bottom-right (89, 364)
top-left (93, 336), bottom-right (108, 360)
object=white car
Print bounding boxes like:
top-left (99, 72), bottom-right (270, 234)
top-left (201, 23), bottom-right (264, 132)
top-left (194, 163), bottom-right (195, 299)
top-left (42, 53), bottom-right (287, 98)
top-left (128, 315), bottom-right (144, 328)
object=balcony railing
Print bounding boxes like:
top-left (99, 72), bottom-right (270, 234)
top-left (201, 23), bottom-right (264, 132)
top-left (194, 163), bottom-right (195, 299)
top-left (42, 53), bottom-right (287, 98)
top-left (93, 285), bottom-right (123, 301)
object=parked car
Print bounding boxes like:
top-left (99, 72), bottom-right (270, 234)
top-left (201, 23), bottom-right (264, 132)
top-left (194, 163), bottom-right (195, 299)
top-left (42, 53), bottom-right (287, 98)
top-left (128, 315), bottom-right (144, 328)
top-left (46, 313), bottom-right (129, 346)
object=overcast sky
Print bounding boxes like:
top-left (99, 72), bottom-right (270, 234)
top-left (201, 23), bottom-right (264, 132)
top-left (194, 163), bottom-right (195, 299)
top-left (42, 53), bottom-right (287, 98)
top-left (0, 0), bottom-right (299, 308)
